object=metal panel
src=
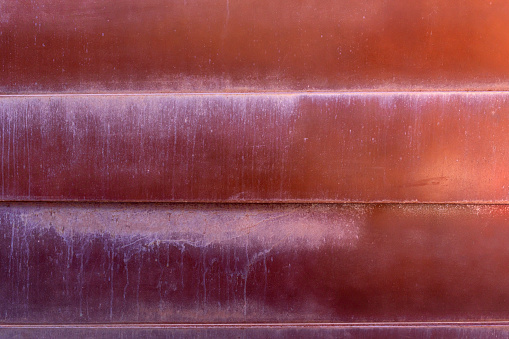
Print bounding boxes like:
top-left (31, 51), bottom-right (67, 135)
top-left (3, 203), bottom-right (509, 323)
top-left (2, 0), bottom-right (509, 92)
top-left (3, 324), bottom-right (509, 339)
top-left (3, 0), bottom-right (507, 334)
top-left (2, 92), bottom-right (509, 202)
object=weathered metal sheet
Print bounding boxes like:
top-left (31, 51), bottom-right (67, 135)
top-left (2, 92), bottom-right (509, 202)
top-left (3, 0), bottom-right (509, 93)
top-left (3, 323), bottom-right (509, 339)
top-left (4, 0), bottom-right (509, 334)
top-left (3, 203), bottom-right (509, 323)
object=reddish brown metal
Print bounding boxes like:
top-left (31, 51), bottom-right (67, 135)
top-left (3, 0), bottom-right (509, 335)
top-left (2, 92), bottom-right (509, 202)
top-left (3, 203), bottom-right (509, 323)
top-left (2, 0), bottom-right (509, 93)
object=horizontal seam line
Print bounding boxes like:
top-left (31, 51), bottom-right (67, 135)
top-left (4, 90), bottom-right (509, 97)
top-left (3, 321), bottom-right (509, 329)
top-left (2, 200), bottom-right (509, 206)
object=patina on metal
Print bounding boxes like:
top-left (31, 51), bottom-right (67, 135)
top-left (2, 0), bottom-right (509, 93)
top-left (3, 203), bottom-right (509, 324)
top-left (2, 0), bottom-right (509, 337)
top-left (2, 92), bottom-right (509, 203)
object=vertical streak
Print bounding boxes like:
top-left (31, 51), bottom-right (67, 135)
top-left (12, 117), bottom-right (15, 186)
top-left (79, 250), bottom-right (84, 317)
top-left (171, 101), bottom-right (177, 199)
top-left (23, 215), bottom-right (30, 314)
top-left (226, 246), bottom-right (230, 311)
top-left (8, 215), bottom-right (14, 277)
top-left (202, 248), bottom-right (207, 309)
top-left (180, 244), bottom-right (184, 289)
top-left (110, 240), bottom-right (115, 321)
top-left (218, 247), bottom-right (222, 310)
top-left (7, 115), bottom-right (10, 194)
top-left (263, 253), bottom-right (267, 313)
top-left (2, 108), bottom-right (4, 195)
top-left (226, 0), bottom-right (230, 23)
top-left (166, 242), bottom-right (170, 268)
top-left (244, 237), bottom-right (249, 316)
top-left (251, 101), bottom-right (256, 193)
top-left (25, 105), bottom-right (30, 197)
top-left (123, 253), bottom-right (130, 301)
top-left (136, 250), bottom-right (143, 321)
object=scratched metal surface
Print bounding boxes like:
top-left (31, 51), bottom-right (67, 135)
top-left (2, 0), bottom-right (509, 93)
top-left (3, 325), bottom-right (509, 339)
top-left (3, 203), bottom-right (509, 323)
top-left (2, 92), bottom-right (509, 202)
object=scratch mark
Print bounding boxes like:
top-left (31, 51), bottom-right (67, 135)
top-left (180, 244), bottom-right (185, 289)
top-left (8, 216), bottom-right (14, 277)
top-left (136, 250), bottom-right (143, 321)
top-left (244, 236), bottom-right (248, 316)
top-left (23, 215), bottom-right (29, 312)
top-left (123, 254), bottom-right (130, 301)
top-left (239, 212), bottom-right (294, 233)
top-left (120, 235), bottom-right (151, 249)
top-left (79, 251), bottom-right (84, 317)
top-left (2, 111), bottom-right (4, 195)
top-left (25, 105), bottom-right (30, 197)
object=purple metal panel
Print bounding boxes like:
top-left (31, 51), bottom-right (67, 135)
top-left (2, 203), bottom-right (509, 323)
top-left (3, 323), bottom-right (509, 338)
top-left (2, 92), bottom-right (509, 202)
